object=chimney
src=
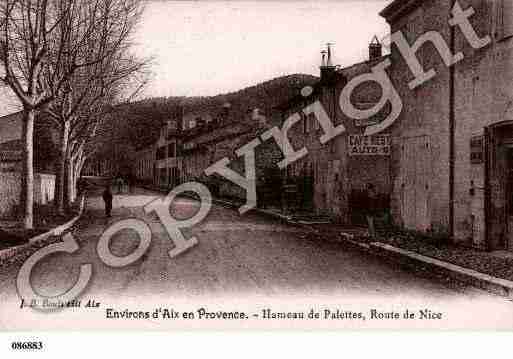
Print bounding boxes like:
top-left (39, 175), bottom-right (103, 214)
top-left (369, 35), bottom-right (382, 60)
top-left (321, 50), bottom-right (327, 67)
top-left (326, 42), bottom-right (333, 67)
top-left (320, 43), bottom-right (337, 86)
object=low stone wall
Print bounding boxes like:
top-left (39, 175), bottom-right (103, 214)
top-left (35, 173), bottom-right (55, 206)
top-left (0, 173), bottom-right (20, 218)
top-left (0, 173), bottom-right (56, 218)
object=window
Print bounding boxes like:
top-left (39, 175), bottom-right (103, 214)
top-left (499, 0), bottom-right (513, 40)
top-left (313, 113), bottom-right (320, 131)
top-left (156, 146), bottom-right (166, 160)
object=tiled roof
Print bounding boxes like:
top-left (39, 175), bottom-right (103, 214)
top-left (380, 0), bottom-right (422, 21)
top-left (0, 139), bottom-right (22, 151)
top-left (0, 139), bottom-right (22, 162)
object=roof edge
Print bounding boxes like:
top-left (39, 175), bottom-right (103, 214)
top-left (379, 0), bottom-right (423, 22)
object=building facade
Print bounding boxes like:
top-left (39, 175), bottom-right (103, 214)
top-left (181, 106), bottom-right (283, 205)
top-left (153, 119), bottom-right (183, 188)
top-left (382, 0), bottom-right (513, 250)
top-left (277, 43), bottom-right (392, 222)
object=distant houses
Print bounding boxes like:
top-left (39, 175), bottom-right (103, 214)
top-left (126, 37), bottom-right (392, 220)
top-left (131, 99), bottom-right (284, 207)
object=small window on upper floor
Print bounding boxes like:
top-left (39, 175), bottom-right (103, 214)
top-left (156, 146), bottom-right (166, 161)
top-left (499, 0), bottom-right (513, 40)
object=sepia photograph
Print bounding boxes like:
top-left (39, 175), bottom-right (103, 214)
top-left (1, 0), bottom-right (513, 343)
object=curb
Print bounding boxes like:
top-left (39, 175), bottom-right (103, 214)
top-left (338, 233), bottom-right (513, 299)
top-left (140, 185), bottom-right (513, 298)
top-left (253, 208), bottom-right (292, 222)
top-left (142, 185), bottom-right (295, 222)
top-left (0, 195), bottom-right (87, 264)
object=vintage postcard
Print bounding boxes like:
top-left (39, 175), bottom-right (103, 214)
top-left (1, 0), bottom-right (513, 340)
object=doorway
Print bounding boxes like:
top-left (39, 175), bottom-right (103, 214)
top-left (487, 123), bottom-right (513, 251)
top-left (400, 135), bottom-right (431, 232)
top-left (505, 146), bottom-right (513, 250)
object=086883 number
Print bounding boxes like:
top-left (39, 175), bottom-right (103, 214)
top-left (11, 341), bottom-right (43, 350)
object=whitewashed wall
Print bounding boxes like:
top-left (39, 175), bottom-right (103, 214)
top-left (0, 173), bottom-right (55, 218)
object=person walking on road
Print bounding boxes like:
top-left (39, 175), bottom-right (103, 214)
top-left (102, 184), bottom-right (113, 218)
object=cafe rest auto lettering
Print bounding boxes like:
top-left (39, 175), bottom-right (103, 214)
top-left (349, 134), bottom-right (391, 156)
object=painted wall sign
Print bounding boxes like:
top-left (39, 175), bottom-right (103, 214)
top-left (349, 134), bottom-right (391, 156)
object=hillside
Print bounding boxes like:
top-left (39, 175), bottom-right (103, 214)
top-left (109, 73), bottom-right (319, 152)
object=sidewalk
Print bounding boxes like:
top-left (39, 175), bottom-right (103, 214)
top-left (266, 211), bottom-right (513, 298)
top-left (333, 228), bottom-right (513, 299)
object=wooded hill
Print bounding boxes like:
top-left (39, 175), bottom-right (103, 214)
top-left (106, 73), bottom-right (319, 152)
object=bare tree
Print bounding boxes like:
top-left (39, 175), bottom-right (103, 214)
top-left (0, 0), bottom-right (145, 226)
top-left (65, 65), bottom-right (147, 208)
top-left (45, 47), bottom-right (148, 214)
top-left (0, 0), bottom-right (64, 229)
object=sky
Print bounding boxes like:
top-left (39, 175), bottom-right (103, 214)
top-left (0, 0), bottom-right (391, 116)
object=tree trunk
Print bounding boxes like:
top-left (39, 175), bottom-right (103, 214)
top-left (65, 154), bottom-right (77, 208)
top-left (70, 158), bottom-right (76, 203)
top-left (69, 146), bottom-right (85, 204)
top-left (21, 109), bottom-right (35, 230)
top-left (63, 158), bottom-right (70, 210)
top-left (78, 156), bottom-right (86, 182)
top-left (54, 121), bottom-right (70, 215)
top-left (64, 157), bottom-right (72, 209)
top-left (73, 155), bottom-right (83, 200)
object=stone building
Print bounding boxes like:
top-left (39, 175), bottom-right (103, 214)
top-left (0, 111), bottom-right (57, 218)
top-left (180, 107), bottom-right (221, 184)
top-left (129, 102), bottom-right (283, 207)
top-left (181, 105), bottom-right (283, 206)
top-left (381, 0), bottom-right (513, 250)
top-left (154, 119), bottom-right (182, 188)
top-left (0, 139), bottom-right (22, 173)
top-left (129, 118), bottom-right (181, 188)
top-left (276, 42), bottom-right (392, 222)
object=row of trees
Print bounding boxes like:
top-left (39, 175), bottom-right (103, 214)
top-left (0, 0), bottom-right (149, 228)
